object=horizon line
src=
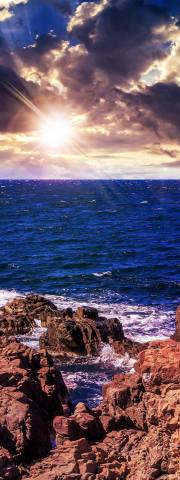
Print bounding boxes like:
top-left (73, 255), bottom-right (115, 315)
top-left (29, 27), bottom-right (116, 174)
top-left (0, 178), bottom-right (180, 181)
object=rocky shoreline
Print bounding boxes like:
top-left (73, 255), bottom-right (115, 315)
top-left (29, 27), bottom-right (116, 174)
top-left (0, 294), bottom-right (145, 358)
top-left (0, 295), bottom-right (179, 479)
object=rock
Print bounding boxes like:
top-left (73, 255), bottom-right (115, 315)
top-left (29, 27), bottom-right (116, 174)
top-left (75, 306), bottom-right (99, 322)
top-left (0, 338), bottom-right (70, 463)
top-left (25, 438), bottom-right (93, 479)
top-left (96, 317), bottom-right (124, 343)
top-left (171, 305), bottom-right (180, 342)
top-left (0, 294), bottom-right (141, 359)
top-left (18, 337), bottom-right (179, 480)
top-left (113, 337), bottom-right (148, 357)
top-left (53, 416), bottom-right (84, 441)
top-left (40, 316), bottom-right (101, 356)
top-left (0, 447), bottom-right (20, 479)
top-left (0, 295), bottom-right (58, 336)
top-left (98, 339), bottom-right (180, 479)
top-left (39, 303), bottom-right (126, 357)
top-left (72, 403), bottom-right (104, 442)
top-left (136, 339), bottom-right (180, 387)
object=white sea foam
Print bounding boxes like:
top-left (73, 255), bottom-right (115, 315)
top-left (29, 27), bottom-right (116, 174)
top-left (0, 289), bottom-right (175, 344)
top-left (93, 271), bottom-right (112, 277)
top-left (45, 293), bottom-right (175, 342)
top-left (16, 319), bottom-right (47, 349)
top-left (0, 288), bottom-right (176, 407)
top-left (0, 289), bottom-right (22, 306)
top-left (97, 344), bottom-right (136, 372)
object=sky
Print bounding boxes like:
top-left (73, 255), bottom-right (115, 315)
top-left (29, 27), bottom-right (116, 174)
top-left (0, 0), bottom-right (180, 179)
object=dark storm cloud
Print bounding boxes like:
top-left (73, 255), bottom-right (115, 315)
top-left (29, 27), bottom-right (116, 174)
top-left (67, 0), bottom-right (172, 87)
top-left (115, 82), bottom-right (180, 140)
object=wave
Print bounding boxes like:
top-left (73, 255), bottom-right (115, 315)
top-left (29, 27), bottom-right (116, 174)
top-left (96, 344), bottom-right (136, 371)
top-left (93, 271), bottom-right (112, 277)
top-left (0, 288), bottom-right (175, 342)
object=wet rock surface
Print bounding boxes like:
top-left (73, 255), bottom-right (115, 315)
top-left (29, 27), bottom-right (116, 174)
top-left (0, 294), bottom-right (146, 358)
top-left (39, 301), bottom-right (134, 358)
top-left (0, 295), bottom-right (57, 336)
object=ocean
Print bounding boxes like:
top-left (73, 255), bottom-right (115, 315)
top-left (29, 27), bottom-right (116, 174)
top-left (0, 179), bottom-right (179, 405)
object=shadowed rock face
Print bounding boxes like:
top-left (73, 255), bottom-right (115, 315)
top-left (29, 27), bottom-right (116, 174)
top-left (0, 295), bottom-right (57, 336)
top-left (40, 303), bottom-right (126, 357)
top-left (18, 338), bottom-right (180, 480)
top-left (0, 295), bottom-right (127, 357)
top-left (0, 337), bottom-right (70, 474)
top-left (171, 305), bottom-right (180, 342)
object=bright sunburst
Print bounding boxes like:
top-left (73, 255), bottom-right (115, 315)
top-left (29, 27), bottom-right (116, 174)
top-left (40, 116), bottom-right (73, 149)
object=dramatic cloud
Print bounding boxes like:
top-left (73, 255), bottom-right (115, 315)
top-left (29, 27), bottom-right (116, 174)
top-left (0, 0), bottom-right (180, 177)
top-left (0, 0), bottom-right (28, 21)
top-left (67, 0), bottom-right (174, 87)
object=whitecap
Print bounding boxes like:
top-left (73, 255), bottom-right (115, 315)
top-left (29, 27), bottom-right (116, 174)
top-left (97, 344), bottom-right (136, 372)
top-left (16, 319), bottom-right (47, 349)
top-left (93, 271), bottom-right (112, 277)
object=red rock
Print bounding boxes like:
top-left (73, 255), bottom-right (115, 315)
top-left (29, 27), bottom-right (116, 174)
top-left (78, 459), bottom-right (97, 475)
top-left (136, 339), bottom-right (180, 388)
top-left (171, 305), bottom-right (180, 341)
top-left (0, 447), bottom-right (20, 479)
top-left (72, 403), bottom-right (104, 442)
top-left (0, 295), bottom-right (58, 336)
top-left (0, 338), bottom-right (70, 463)
top-left (75, 306), bottom-right (99, 322)
top-left (53, 416), bottom-right (84, 441)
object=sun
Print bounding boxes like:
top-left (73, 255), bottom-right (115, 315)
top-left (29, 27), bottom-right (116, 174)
top-left (40, 116), bottom-right (73, 149)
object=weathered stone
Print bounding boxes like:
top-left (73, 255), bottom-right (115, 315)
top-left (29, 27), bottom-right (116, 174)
top-left (171, 305), bottom-right (180, 342)
top-left (40, 317), bottom-right (101, 356)
top-left (0, 338), bottom-right (70, 463)
top-left (53, 416), bottom-right (84, 441)
top-left (72, 403), bottom-right (104, 442)
top-left (0, 295), bottom-right (58, 336)
top-left (0, 447), bottom-right (20, 479)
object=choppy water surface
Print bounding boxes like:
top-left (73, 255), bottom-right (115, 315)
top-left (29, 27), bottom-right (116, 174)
top-left (0, 180), bottom-right (179, 405)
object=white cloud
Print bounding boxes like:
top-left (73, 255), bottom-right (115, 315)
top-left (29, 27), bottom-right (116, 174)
top-left (0, 0), bottom-right (28, 22)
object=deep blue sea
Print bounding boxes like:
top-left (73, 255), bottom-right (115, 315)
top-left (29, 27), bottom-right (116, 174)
top-left (0, 179), bottom-right (179, 405)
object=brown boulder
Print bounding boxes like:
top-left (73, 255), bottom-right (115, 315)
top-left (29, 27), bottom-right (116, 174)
top-left (53, 416), bottom-right (84, 441)
top-left (171, 305), bottom-right (180, 342)
top-left (39, 303), bottom-right (127, 358)
top-left (136, 339), bottom-right (180, 388)
top-left (113, 337), bottom-right (148, 357)
top-left (72, 403), bottom-right (104, 442)
top-left (0, 295), bottom-right (58, 336)
top-left (0, 338), bottom-right (70, 463)
top-left (40, 316), bottom-right (101, 357)
top-left (18, 338), bottom-right (180, 480)
top-left (75, 306), bottom-right (99, 322)
top-left (97, 317), bottom-right (124, 343)
top-left (0, 447), bottom-right (20, 480)
top-left (24, 438), bottom-right (93, 480)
